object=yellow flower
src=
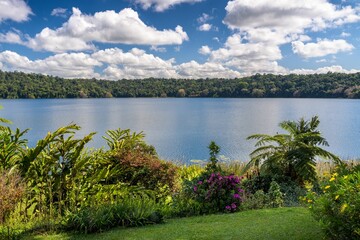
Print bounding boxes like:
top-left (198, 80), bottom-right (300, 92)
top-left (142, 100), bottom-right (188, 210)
top-left (333, 173), bottom-right (338, 177)
top-left (307, 199), bottom-right (313, 203)
top-left (344, 175), bottom-right (348, 180)
top-left (329, 177), bottom-right (335, 182)
top-left (325, 185), bottom-right (331, 189)
top-left (335, 195), bottom-right (339, 200)
top-left (340, 203), bottom-right (348, 213)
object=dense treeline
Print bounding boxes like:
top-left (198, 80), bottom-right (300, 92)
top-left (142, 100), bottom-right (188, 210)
top-left (1, 70), bottom-right (360, 99)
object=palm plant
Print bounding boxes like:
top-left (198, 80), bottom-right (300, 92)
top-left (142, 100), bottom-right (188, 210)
top-left (246, 116), bottom-right (341, 184)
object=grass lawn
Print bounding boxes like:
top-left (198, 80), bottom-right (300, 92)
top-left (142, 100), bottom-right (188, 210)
top-left (26, 207), bottom-right (324, 240)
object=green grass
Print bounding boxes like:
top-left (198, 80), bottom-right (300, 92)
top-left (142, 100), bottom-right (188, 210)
top-left (25, 207), bottom-right (323, 240)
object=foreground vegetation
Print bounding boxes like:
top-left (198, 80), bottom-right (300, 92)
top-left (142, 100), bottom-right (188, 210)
top-left (27, 208), bottom-right (324, 240)
top-left (2, 71), bottom-right (360, 98)
top-left (1, 106), bottom-right (360, 239)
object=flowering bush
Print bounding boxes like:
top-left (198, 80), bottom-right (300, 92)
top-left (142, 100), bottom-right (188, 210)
top-left (193, 172), bottom-right (244, 213)
top-left (305, 171), bottom-right (360, 239)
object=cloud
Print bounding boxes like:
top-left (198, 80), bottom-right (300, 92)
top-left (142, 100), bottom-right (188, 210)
top-left (131, 0), bottom-right (203, 12)
top-left (1, 48), bottom-right (359, 79)
top-left (198, 45), bottom-right (211, 55)
top-left (92, 47), bottom-right (179, 79)
top-left (291, 65), bottom-right (360, 74)
top-left (10, 8), bottom-right (189, 53)
top-left (0, 50), bottom-right (101, 78)
top-left (51, 8), bottom-right (68, 18)
top-left (0, 31), bottom-right (23, 44)
top-left (208, 34), bottom-right (285, 74)
top-left (0, 0), bottom-right (32, 22)
top-left (197, 13), bottom-right (212, 23)
top-left (201, 0), bottom-right (360, 75)
top-left (176, 61), bottom-right (242, 79)
top-left (150, 46), bottom-right (167, 52)
top-left (26, 27), bottom-right (96, 53)
top-left (292, 39), bottom-right (354, 58)
top-left (224, 0), bottom-right (360, 32)
top-left (223, 0), bottom-right (360, 46)
top-left (198, 23), bottom-right (212, 31)
top-left (340, 32), bottom-right (351, 37)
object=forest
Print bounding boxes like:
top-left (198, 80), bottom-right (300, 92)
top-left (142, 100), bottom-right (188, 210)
top-left (1, 70), bottom-right (360, 99)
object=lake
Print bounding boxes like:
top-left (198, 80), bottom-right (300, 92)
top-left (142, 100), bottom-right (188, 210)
top-left (1, 98), bottom-right (359, 163)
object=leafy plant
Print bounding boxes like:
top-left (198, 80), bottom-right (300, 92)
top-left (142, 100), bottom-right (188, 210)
top-left (247, 116), bottom-right (340, 185)
top-left (306, 170), bottom-right (360, 239)
top-left (100, 129), bottom-right (178, 200)
top-left (241, 190), bottom-right (268, 210)
top-left (268, 181), bottom-right (283, 208)
top-left (0, 170), bottom-right (25, 224)
top-left (64, 196), bottom-right (163, 233)
top-left (193, 172), bottom-right (243, 213)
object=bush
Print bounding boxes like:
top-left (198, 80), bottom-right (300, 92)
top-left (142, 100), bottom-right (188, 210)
top-left (192, 172), bottom-right (244, 213)
top-left (64, 196), bottom-right (163, 233)
top-left (242, 173), bottom-right (306, 206)
top-left (0, 170), bottom-right (25, 224)
top-left (112, 152), bottom-right (178, 200)
top-left (268, 181), bottom-right (283, 208)
top-left (306, 171), bottom-right (360, 239)
top-left (241, 190), bottom-right (268, 210)
top-left (103, 129), bottom-right (179, 200)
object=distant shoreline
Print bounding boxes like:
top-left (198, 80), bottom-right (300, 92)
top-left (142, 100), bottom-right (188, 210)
top-left (1, 70), bottom-right (360, 99)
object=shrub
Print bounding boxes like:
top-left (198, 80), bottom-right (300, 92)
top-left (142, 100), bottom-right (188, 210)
top-left (242, 173), bottom-right (307, 206)
top-left (268, 181), bottom-right (284, 208)
top-left (0, 170), bottom-right (25, 224)
top-left (241, 181), bottom-right (284, 210)
top-left (192, 172), bottom-right (244, 213)
top-left (241, 190), bottom-right (268, 210)
top-left (64, 196), bottom-right (163, 233)
top-left (102, 129), bottom-right (179, 200)
top-left (306, 171), bottom-right (360, 239)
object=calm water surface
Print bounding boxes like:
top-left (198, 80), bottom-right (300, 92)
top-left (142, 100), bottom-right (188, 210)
top-left (1, 98), bottom-right (359, 163)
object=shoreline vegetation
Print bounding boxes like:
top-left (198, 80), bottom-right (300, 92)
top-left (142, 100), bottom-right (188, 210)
top-left (1, 71), bottom-right (360, 99)
top-left (1, 108), bottom-right (360, 239)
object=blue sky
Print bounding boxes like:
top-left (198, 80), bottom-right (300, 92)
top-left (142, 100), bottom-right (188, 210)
top-left (0, 0), bottom-right (359, 79)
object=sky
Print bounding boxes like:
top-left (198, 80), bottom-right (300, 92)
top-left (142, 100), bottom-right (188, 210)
top-left (0, 0), bottom-right (359, 79)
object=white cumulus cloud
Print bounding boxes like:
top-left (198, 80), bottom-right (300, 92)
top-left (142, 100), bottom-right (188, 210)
top-left (223, 0), bottom-right (360, 47)
top-left (292, 39), bottom-right (354, 58)
top-left (208, 34), bottom-right (285, 74)
top-left (0, 0), bottom-right (32, 22)
top-left (176, 61), bottom-right (242, 79)
top-left (198, 23), bottom-right (212, 31)
top-left (0, 50), bottom-right (101, 78)
top-left (0, 31), bottom-right (23, 44)
top-left (291, 65), bottom-right (360, 74)
top-left (9, 8), bottom-right (189, 53)
top-left (198, 45), bottom-right (211, 55)
top-left (131, 0), bottom-right (203, 12)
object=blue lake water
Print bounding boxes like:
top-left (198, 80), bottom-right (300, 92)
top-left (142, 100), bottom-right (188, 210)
top-left (1, 98), bottom-right (360, 163)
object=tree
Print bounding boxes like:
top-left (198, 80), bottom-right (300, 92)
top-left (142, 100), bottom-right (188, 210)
top-left (246, 116), bottom-right (341, 185)
top-left (177, 88), bottom-right (186, 97)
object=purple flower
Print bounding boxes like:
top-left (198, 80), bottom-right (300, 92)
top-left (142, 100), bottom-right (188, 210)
top-left (231, 203), bottom-right (237, 209)
top-left (198, 181), bottom-right (203, 185)
top-left (233, 193), bottom-right (240, 199)
top-left (225, 205), bottom-right (231, 210)
top-left (193, 186), bottom-right (198, 192)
